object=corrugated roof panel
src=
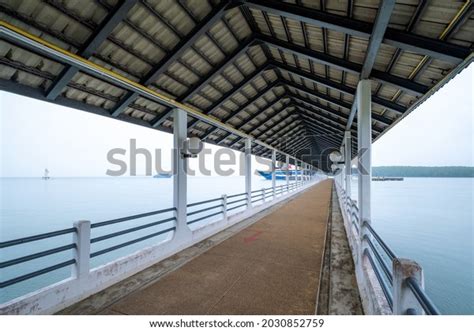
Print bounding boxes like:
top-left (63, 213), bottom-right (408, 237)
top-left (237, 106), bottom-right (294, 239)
top-left (347, 36), bottom-right (369, 66)
top-left (224, 9), bottom-right (252, 40)
top-left (326, 30), bottom-right (346, 58)
top-left (266, 12), bottom-right (289, 40)
top-left (128, 3), bottom-right (180, 51)
top-left (181, 48), bottom-right (212, 76)
top-left (199, 84), bottom-right (223, 101)
top-left (188, 93), bottom-right (213, 110)
top-left (372, 43), bottom-right (397, 72)
top-left (155, 74), bottom-right (187, 97)
top-left (304, 24), bottom-right (325, 53)
top-left (391, 51), bottom-right (426, 79)
top-left (209, 21), bottom-right (239, 53)
top-left (146, 0), bottom-right (195, 36)
top-left (213, 74), bottom-right (234, 93)
top-left (220, 64), bottom-right (244, 85)
top-left (235, 54), bottom-right (255, 76)
top-left (182, 0), bottom-right (213, 21)
top-left (414, 1), bottom-right (465, 39)
top-left (112, 22), bottom-right (164, 64)
top-left (352, 0), bottom-right (379, 23)
top-left (388, 1), bottom-right (418, 31)
top-left (194, 35), bottom-right (225, 65)
top-left (96, 40), bottom-right (152, 78)
top-left (416, 59), bottom-right (454, 86)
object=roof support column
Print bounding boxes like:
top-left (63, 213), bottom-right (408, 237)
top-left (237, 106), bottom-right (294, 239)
top-left (245, 138), bottom-right (252, 208)
top-left (286, 154), bottom-right (290, 190)
top-left (271, 150), bottom-right (276, 197)
top-left (344, 130), bottom-right (352, 199)
top-left (357, 79), bottom-right (372, 260)
top-left (173, 109), bottom-right (191, 239)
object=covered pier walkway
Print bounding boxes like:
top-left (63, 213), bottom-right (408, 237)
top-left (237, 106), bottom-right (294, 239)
top-left (60, 179), bottom-right (360, 315)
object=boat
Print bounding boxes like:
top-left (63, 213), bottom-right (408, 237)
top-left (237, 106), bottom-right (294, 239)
top-left (153, 172), bottom-right (173, 178)
top-left (42, 168), bottom-right (50, 180)
top-left (257, 169), bottom-right (302, 180)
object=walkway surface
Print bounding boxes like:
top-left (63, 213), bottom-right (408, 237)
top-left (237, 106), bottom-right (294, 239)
top-left (66, 180), bottom-right (333, 315)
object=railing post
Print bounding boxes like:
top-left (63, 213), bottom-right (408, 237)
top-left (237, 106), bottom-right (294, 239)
top-left (393, 258), bottom-right (424, 315)
top-left (261, 188), bottom-right (265, 203)
top-left (221, 194), bottom-right (228, 222)
top-left (245, 138), bottom-right (252, 208)
top-left (357, 79), bottom-right (372, 264)
top-left (73, 220), bottom-right (91, 280)
top-left (173, 108), bottom-right (191, 238)
top-left (271, 149), bottom-right (276, 198)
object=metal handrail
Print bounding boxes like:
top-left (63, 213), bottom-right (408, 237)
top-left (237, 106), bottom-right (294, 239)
top-left (364, 248), bottom-right (394, 309)
top-left (90, 227), bottom-right (176, 257)
top-left (227, 197), bottom-right (248, 205)
top-left (91, 217), bottom-right (176, 243)
top-left (0, 259), bottom-right (76, 288)
top-left (91, 207), bottom-right (176, 228)
top-left (406, 277), bottom-right (441, 315)
top-left (363, 221), bottom-right (397, 260)
top-left (187, 203), bottom-right (222, 217)
top-left (0, 227), bottom-right (76, 248)
top-left (187, 197), bottom-right (223, 208)
top-left (0, 243), bottom-right (76, 268)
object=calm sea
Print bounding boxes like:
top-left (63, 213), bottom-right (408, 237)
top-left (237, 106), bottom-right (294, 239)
top-left (1, 176), bottom-right (473, 314)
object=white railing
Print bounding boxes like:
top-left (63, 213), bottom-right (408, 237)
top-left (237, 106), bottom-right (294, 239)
top-left (334, 181), bottom-right (440, 315)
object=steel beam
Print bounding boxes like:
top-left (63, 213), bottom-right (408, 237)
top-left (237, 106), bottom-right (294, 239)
top-left (274, 61), bottom-right (406, 113)
top-left (262, 35), bottom-right (428, 96)
top-left (243, 0), bottom-right (470, 63)
top-left (361, 0), bottom-right (396, 79)
top-left (46, 0), bottom-right (138, 100)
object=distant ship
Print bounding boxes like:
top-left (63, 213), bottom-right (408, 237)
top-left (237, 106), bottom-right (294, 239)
top-left (153, 172), bottom-right (172, 179)
top-left (42, 168), bottom-right (50, 180)
top-left (257, 169), bottom-right (302, 180)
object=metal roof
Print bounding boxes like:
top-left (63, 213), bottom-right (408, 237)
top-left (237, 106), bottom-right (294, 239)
top-left (0, 0), bottom-right (473, 169)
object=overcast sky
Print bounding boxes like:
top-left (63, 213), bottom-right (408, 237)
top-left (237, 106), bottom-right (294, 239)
top-left (0, 64), bottom-right (472, 177)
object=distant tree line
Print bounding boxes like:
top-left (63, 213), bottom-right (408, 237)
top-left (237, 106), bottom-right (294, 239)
top-left (365, 166), bottom-right (474, 177)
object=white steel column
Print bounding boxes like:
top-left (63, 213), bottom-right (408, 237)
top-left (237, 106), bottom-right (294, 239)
top-left (285, 154), bottom-right (290, 189)
top-left (271, 149), bottom-right (276, 196)
top-left (245, 138), bottom-right (252, 207)
top-left (357, 79), bottom-right (372, 239)
top-left (173, 108), bottom-right (190, 237)
top-left (344, 130), bottom-right (352, 198)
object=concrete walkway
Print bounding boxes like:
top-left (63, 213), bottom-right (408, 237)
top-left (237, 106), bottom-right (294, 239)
top-left (67, 180), bottom-right (333, 315)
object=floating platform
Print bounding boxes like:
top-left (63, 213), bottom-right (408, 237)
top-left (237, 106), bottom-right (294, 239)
top-left (372, 177), bottom-right (404, 181)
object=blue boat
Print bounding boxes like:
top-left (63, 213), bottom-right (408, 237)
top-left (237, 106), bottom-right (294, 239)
top-left (153, 172), bottom-right (173, 178)
top-left (257, 170), bottom-right (302, 180)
